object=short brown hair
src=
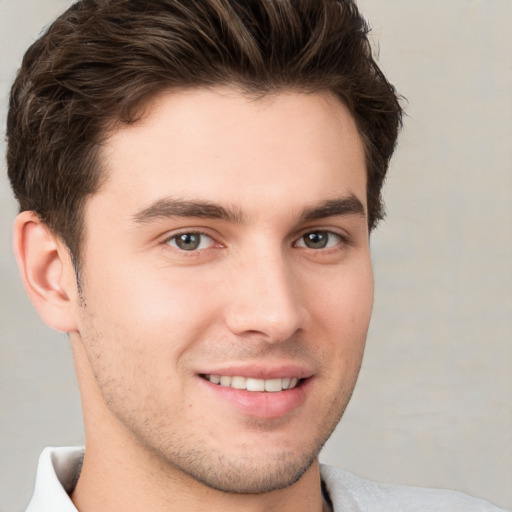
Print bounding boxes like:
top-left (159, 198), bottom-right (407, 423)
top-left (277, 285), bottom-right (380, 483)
top-left (7, 0), bottom-right (402, 267)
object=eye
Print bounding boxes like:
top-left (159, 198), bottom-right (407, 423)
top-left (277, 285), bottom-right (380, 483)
top-left (295, 230), bottom-right (343, 250)
top-left (166, 232), bottom-right (215, 251)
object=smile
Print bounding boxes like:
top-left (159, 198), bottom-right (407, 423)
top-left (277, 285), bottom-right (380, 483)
top-left (202, 374), bottom-right (300, 392)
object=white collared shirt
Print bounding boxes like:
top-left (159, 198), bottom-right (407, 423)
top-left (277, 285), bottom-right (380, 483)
top-left (26, 447), bottom-right (82, 512)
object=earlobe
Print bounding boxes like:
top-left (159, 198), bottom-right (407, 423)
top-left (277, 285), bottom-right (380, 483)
top-left (13, 211), bottom-right (79, 333)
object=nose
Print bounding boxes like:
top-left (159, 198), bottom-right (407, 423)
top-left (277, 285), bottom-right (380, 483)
top-left (223, 247), bottom-right (307, 343)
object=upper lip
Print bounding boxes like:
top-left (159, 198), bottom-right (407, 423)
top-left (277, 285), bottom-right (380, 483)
top-left (197, 363), bottom-right (314, 380)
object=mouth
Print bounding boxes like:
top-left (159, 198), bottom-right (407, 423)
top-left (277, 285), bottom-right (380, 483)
top-left (200, 374), bottom-right (302, 392)
top-left (198, 370), bottom-right (312, 418)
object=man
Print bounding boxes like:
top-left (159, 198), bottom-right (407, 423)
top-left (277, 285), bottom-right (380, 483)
top-left (5, 0), bottom-right (506, 511)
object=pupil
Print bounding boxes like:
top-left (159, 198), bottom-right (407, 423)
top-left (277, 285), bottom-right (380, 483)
top-left (177, 233), bottom-right (200, 250)
top-left (305, 232), bottom-right (327, 249)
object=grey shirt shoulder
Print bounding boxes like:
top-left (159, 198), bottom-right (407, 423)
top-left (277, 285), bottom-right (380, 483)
top-left (320, 464), bottom-right (508, 512)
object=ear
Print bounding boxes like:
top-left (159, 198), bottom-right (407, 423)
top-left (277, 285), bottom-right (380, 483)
top-left (13, 211), bottom-right (79, 333)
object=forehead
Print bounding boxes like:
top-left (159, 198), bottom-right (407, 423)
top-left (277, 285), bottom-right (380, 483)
top-left (92, 88), bottom-right (367, 222)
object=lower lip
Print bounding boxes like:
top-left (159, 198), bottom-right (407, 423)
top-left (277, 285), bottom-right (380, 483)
top-left (199, 377), bottom-right (311, 419)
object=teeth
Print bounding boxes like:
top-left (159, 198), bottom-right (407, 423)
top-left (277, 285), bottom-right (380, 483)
top-left (220, 376), bottom-right (232, 387)
top-left (246, 378), bottom-right (265, 392)
top-left (205, 375), bottom-right (301, 392)
top-left (231, 376), bottom-right (246, 389)
top-left (209, 374), bottom-right (221, 384)
top-left (264, 378), bottom-right (282, 392)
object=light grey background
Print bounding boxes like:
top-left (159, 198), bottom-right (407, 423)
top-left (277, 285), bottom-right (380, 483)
top-left (1, 1), bottom-right (511, 511)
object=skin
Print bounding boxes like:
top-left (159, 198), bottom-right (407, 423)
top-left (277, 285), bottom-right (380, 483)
top-left (15, 88), bottom-right (373, 512)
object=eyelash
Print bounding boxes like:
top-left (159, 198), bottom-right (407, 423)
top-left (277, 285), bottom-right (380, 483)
top-left (164, 229), bottom-right (347, 253)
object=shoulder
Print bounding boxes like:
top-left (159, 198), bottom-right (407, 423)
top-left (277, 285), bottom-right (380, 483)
top-left (320, 464), bottom-right (508, 512)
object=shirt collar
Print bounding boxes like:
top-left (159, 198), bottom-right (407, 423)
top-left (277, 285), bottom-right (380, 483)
top-left (26, 447), bottom-right (83, 512)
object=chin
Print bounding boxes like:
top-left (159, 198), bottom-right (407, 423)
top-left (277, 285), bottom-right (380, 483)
top-left (174, 449), bottom-right (320, 494)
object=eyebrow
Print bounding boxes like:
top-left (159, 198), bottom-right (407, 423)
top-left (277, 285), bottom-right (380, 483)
top-left (132, 194), bottom-right (365, 225)
top-left (299, 195), bottom-right (366, 222)
top-left (132, 198), bottom-right (245, 224)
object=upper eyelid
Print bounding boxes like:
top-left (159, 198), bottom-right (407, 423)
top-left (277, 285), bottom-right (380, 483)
top-left (294, 229), bottom-right (345, 244)
top-left (162, 228), bottom-right (218, 243)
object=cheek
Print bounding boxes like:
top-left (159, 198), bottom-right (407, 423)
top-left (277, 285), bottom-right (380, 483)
top-left (304, 260), bottom-right (373, 376)
top-left (83, 249), bottom-right (220, 323)
top-left (77, 258), bottom-right (229, 387)
top-left (308, 261), bottom-right (374, 331)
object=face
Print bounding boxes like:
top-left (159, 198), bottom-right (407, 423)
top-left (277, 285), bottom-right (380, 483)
top-left (74, 88), bottom-right (373, 493)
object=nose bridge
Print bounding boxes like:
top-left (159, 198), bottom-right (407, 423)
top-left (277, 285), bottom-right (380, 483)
top-left (224, 240), bottom-right (305, 341)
